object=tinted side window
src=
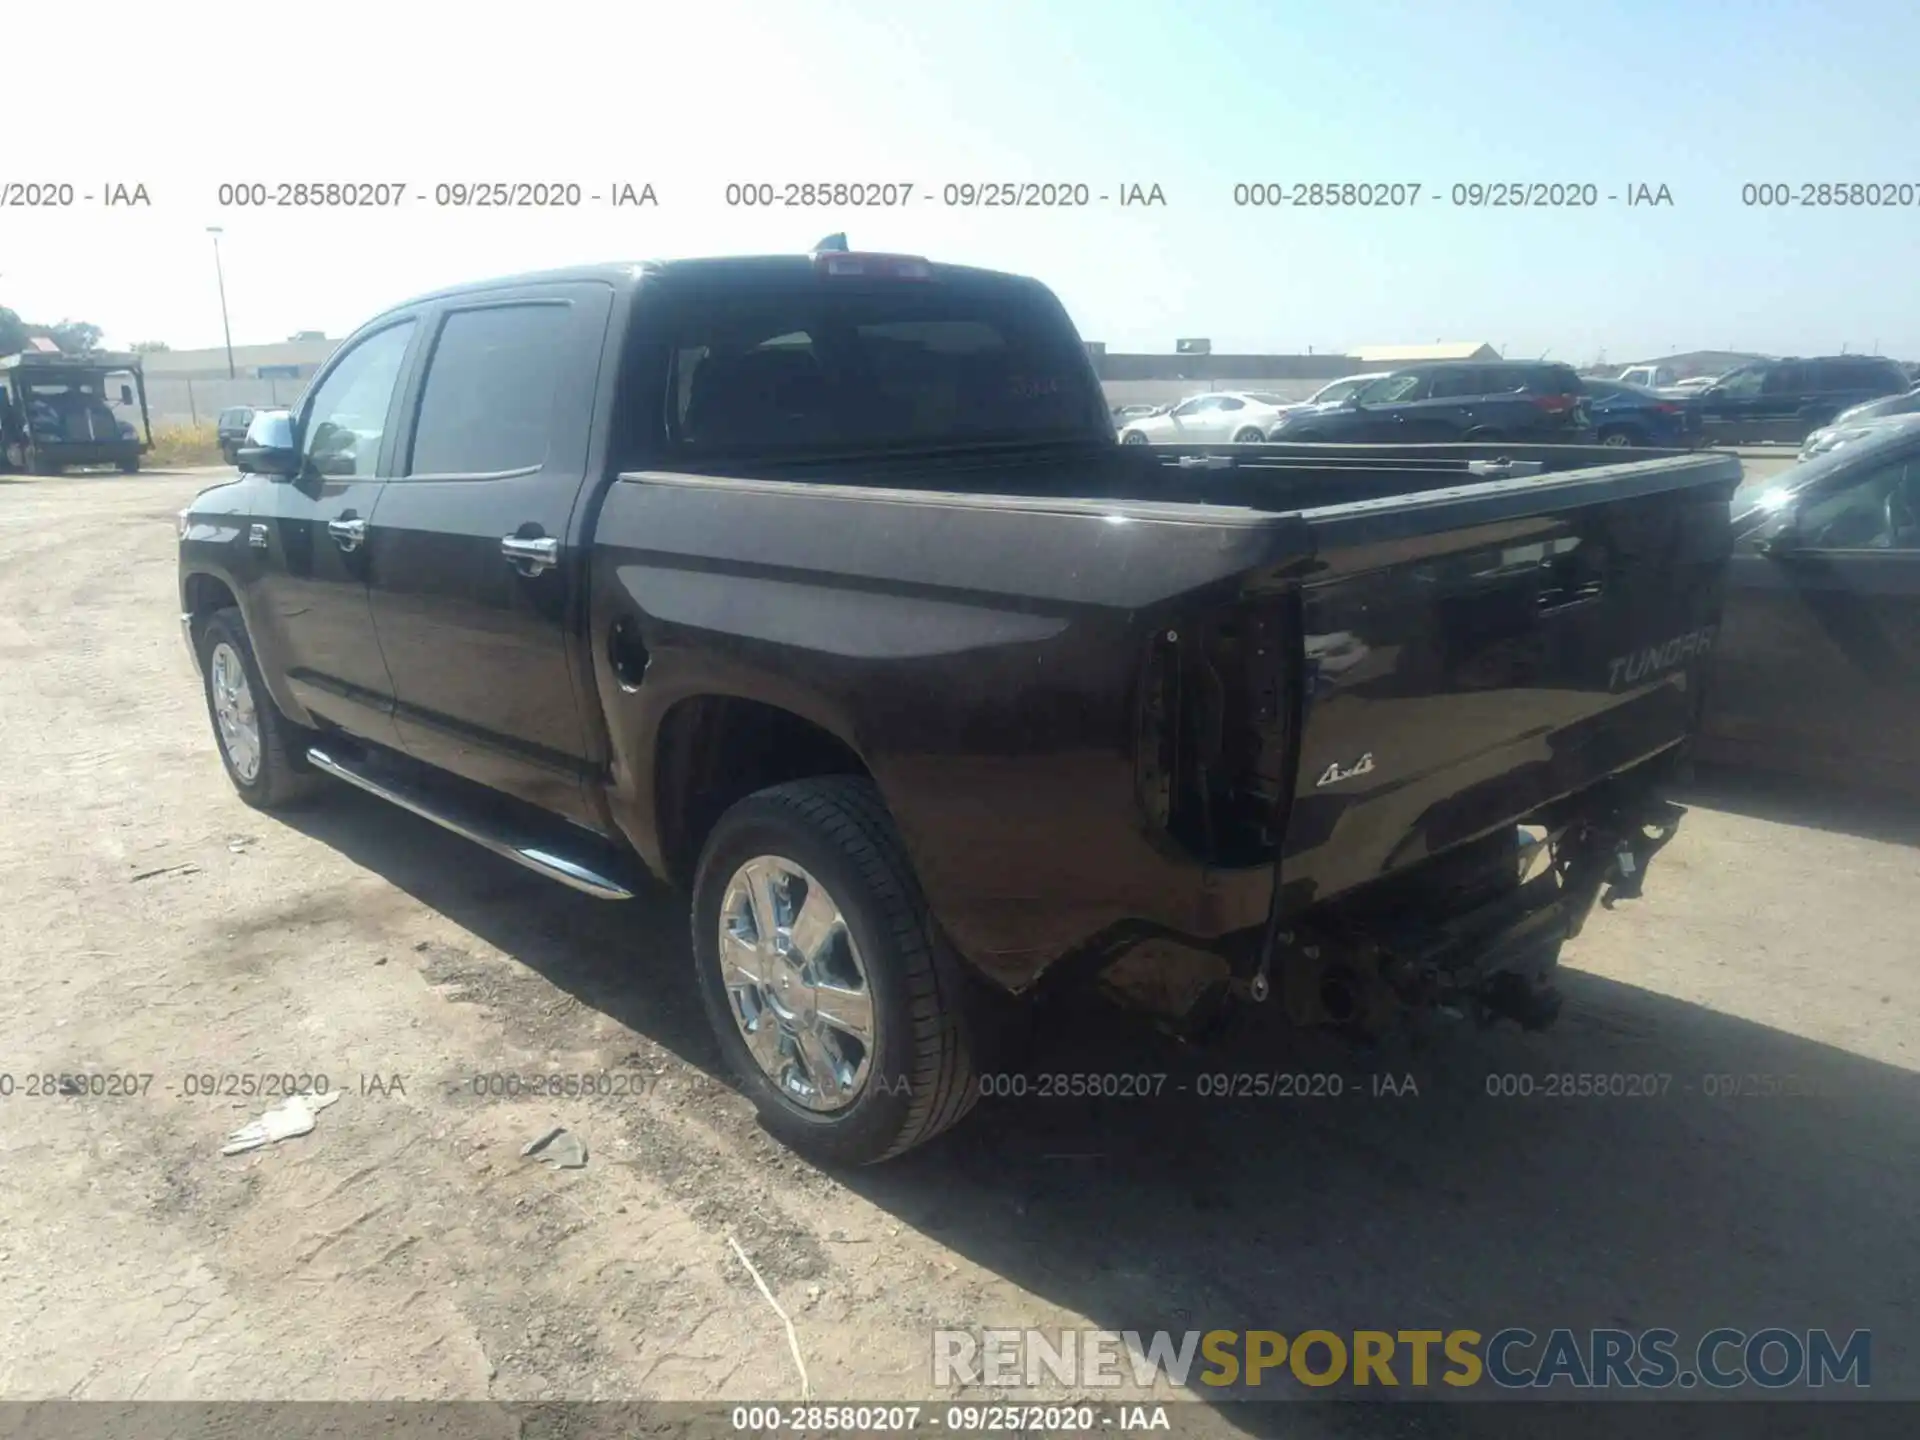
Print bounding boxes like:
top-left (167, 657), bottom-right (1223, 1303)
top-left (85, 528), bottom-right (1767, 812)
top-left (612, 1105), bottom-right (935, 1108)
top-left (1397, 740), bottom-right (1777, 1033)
top-left (1427, 368), bottom-right (1485, 400)
top-left (1366, 372), bottom-right (1429, 403)
top-left (407, 304), bottom-right (572, 476)
top-left (300, 321), bottom-right (416, 479)
top-left (1217, 396), bottom-right (1246, 412)
top-left (1764, 363), bottom-right (1806, 394)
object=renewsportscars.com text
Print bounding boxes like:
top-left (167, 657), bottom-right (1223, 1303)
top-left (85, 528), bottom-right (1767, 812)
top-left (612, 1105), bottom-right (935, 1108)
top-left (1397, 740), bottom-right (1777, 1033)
top-left (933, 1327), bottom-right (1870, 1391)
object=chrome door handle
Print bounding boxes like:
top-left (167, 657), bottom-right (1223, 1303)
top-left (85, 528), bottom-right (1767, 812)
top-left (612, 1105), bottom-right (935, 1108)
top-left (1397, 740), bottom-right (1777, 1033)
top-left (327, 517), bottom-right (366, 551)
top-left (501, 535), bottom-right (559, 576)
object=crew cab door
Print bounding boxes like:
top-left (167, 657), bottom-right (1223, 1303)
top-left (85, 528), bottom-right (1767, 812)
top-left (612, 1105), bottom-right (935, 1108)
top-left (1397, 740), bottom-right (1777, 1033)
top-left (250, 317), bottom-right (420, 747)
top-left (364, 282), bottom-right (615, 823)
top-left (1706, 446), bottom-right (1920, 786)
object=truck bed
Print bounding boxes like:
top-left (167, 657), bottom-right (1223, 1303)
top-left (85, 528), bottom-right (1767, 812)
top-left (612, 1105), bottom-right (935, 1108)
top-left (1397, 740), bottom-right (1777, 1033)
top-left (589, 443), bottom-right (1740, 988)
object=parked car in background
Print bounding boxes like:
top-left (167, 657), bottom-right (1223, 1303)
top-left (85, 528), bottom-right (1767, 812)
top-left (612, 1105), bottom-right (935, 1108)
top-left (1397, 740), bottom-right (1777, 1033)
top-left (1617, 363), bottom-right (1679, 390)
top-left (1261, 372), bottom-right (1391, 436)
top-left (1799, 409), bottom-right (1920, 460)
top-left (1117, 390), bottom-right (1292, 444)
top-left (1581, 377), bottom-right (1703, 449)
top-left (1268, 361), bottom-right (1592, 445)
top-left (216, 406), bottom-right (257, 466)
top-left (1827, 384), bottom-right (1920, 432)
top-left (1693, 355), bottom-right (1910, 445)
top-left (1701, 417), bottom-right (1920, 797)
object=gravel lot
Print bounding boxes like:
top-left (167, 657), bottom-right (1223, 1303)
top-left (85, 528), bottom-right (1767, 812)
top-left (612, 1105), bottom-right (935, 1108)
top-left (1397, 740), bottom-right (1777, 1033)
top-left (1, 468), bottom-right (1914, 1436)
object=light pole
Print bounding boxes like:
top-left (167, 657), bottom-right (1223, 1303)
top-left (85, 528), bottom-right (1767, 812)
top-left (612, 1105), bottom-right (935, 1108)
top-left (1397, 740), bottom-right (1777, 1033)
top-left (206, 226), bottom-right (236, 379)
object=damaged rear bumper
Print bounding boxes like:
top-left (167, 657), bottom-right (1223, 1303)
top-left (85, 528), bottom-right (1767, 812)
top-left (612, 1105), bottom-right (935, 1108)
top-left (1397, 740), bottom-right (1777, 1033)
top-left (1255, 783), bottom-right (1688, 1035)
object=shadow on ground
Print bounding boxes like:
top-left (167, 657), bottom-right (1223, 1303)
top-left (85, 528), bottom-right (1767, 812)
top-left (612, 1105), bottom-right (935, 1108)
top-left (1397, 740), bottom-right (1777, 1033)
top-left (1678, 762), bottom-right (1920, 848)
top-left (285, 785), bottom-right (1917, 1440)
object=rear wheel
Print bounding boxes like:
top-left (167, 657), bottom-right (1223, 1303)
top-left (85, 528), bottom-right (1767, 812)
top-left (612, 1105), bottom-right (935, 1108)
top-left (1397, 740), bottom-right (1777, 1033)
top-left (1232, 427), bottom-right (1265, 444)
top-left (1598, 425), bottom-right (1642, 448)
top-left (1120, 430), bottom-right (1149, 445)
top-left (691, 776), bottom-right (980, 1165)
top-left (195, 609), bottom-right (323, 810)
top-left (119, 457), bottom-right (140, 474)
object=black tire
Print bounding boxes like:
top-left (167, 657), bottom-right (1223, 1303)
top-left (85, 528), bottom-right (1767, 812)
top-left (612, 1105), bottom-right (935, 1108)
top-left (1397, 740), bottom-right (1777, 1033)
top-left (1232, 427), bottom-right (1265, 444)
top-left (195, 608), bottom-right (324, 810)
top-left (29, 455), bottom-right (61, 476)
top-left (119, 457), bottom-right (140, 474)
top-left (691, 776), bottom-right (980, 1165)
top-left (1598, 424), bottom-right (1642, 449)
top-left (1120, 430), bottom-right (1149, 445)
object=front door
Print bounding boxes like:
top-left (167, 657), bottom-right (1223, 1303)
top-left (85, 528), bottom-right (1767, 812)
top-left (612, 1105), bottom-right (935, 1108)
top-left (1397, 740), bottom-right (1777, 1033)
top-left (1350, 372), bottom-right (1429, 441)
top-left (251, 318), bottom-right (419, 747)
top-left (365, 285), bottom-right (614, 823)
top-left (1707, 447), bottom-right (1920, 787)
top-left (1698, 363), bottom-right (1776, 442)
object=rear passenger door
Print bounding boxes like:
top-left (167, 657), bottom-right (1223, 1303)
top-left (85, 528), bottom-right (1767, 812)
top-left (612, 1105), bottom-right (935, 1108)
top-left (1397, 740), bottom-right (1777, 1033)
top-left (365, 283), bottom-right (616, 823)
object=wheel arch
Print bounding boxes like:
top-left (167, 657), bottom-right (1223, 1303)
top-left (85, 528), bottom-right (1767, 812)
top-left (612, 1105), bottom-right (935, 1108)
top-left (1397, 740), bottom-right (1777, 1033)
top-left (650, 691), bottom-right (876, 891)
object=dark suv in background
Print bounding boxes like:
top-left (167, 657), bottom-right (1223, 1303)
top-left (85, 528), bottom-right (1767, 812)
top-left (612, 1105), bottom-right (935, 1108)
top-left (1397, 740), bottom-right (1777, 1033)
top-left (1269, 360), bottom-right (1592, 444)
top-left (1694, 355), bottom-right (1909, 444)
top-left (215, 406), bottom-right (257, 466)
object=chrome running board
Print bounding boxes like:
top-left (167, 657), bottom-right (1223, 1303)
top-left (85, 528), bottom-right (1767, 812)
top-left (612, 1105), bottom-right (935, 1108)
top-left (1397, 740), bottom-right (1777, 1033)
top-left (305, 746), bottom-right (636, 900)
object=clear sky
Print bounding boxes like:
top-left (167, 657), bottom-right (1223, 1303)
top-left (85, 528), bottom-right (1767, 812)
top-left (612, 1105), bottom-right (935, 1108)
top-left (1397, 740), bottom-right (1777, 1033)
top-left (5, 0), bottom-right (1916, 363)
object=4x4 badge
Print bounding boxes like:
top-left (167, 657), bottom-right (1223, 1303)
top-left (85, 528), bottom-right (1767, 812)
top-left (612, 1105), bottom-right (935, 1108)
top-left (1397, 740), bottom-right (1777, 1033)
top-left (1316, 752), bottom-right (1376, 787)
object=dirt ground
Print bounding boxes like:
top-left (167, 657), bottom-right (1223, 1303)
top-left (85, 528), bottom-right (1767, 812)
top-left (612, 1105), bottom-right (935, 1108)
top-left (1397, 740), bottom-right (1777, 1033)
top-left (1, 468), bottom-right (1915, 1436)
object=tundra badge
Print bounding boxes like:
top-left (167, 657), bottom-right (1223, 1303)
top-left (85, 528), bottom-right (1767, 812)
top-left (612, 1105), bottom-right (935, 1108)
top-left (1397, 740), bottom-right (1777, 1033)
top-left (1316, 752), bottom-right (1376, 787)
top-left (1608, 624), bottom-right (1716, 690)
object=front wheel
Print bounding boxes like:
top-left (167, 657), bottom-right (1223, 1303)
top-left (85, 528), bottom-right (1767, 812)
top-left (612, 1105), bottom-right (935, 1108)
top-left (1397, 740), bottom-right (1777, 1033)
top-left (195, 609), bottom-right (323, 810)
top-left (691, 776), bottom-right (980, 1165)
top-left (1232, 427), bottom-right (1265, 444)
top-left (1120, 430), bottom-right (1150, 445)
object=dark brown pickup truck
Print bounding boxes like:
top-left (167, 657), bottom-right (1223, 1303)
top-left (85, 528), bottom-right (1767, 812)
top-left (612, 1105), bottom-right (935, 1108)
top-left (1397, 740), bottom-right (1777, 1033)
top-left (177, 246), bottom-right (1740, 1163)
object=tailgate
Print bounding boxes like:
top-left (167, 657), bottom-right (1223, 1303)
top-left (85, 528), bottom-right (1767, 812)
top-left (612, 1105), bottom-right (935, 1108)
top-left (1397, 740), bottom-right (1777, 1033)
top-left (1274, 451), bottom-right (1740, 905)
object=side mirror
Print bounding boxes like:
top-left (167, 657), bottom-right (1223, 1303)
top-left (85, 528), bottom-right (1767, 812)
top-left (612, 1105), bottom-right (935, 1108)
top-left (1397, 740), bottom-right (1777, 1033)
top-left (236, 410), bottom-right (300, 478)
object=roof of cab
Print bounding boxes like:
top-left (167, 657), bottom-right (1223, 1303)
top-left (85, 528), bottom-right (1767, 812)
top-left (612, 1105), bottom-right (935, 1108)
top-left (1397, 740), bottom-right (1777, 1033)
top-left (370, 254), bottom-right (1042, 324)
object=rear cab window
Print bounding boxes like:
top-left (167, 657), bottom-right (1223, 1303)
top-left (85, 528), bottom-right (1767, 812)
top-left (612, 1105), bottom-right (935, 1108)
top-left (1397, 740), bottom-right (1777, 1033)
top-left (647, 265), bottom-right (1110, 460)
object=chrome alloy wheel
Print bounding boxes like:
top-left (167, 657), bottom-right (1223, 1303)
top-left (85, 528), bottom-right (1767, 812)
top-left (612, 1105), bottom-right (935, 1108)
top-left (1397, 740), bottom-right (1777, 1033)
top-left (208, 641), bottom-right (262, 783)
top-left (717, 856), bottom-right (875, 1112)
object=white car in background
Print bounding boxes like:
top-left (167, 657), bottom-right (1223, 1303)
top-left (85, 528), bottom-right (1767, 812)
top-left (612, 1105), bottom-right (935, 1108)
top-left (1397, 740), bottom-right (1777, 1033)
top-left (1118, 391), bottom-right (1294, 445)
top-left (1665, 375), bottom-right (1720, 396)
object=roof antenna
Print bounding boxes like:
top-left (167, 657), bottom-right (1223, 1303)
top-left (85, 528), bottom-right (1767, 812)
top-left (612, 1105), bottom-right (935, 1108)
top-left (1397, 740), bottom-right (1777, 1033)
top-left (812, 233), bottom-right (849, 254)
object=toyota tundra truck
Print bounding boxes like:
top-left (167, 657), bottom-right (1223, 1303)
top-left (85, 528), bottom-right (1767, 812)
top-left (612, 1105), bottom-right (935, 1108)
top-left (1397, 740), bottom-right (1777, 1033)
top-left (177, 245), bottom-right (1740, 1164)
